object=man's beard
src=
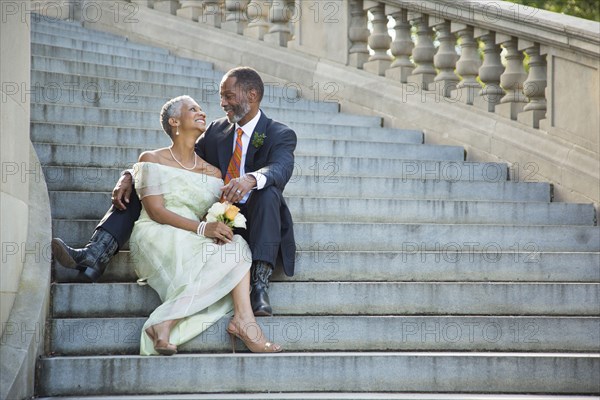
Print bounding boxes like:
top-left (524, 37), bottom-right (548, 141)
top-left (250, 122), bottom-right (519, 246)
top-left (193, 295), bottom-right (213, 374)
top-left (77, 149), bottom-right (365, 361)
top-left (225, 98), bottom-right (251, 124)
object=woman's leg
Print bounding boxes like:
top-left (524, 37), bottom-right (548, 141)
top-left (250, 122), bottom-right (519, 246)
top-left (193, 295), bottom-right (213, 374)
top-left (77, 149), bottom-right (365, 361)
top-left (146, 318), bottom-right (181, 355)
top-left (228, 271), bottom-right (282, 352)
top-left (230, 271), bottom-right (254, 321)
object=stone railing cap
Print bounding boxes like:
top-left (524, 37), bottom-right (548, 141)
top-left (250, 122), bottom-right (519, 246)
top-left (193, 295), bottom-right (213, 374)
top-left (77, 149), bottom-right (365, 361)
top-left (385, 0), bottom-right (600, 56)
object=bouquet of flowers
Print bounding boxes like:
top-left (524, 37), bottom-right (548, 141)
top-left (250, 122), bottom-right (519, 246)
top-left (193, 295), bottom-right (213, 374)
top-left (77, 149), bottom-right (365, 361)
top-left (206, 202), bottom-right (247, 229)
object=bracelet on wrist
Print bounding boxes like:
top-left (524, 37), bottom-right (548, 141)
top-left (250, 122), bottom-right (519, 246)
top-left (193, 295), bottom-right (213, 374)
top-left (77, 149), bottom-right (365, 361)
top-left (196, 221), bottom-right (206, 236)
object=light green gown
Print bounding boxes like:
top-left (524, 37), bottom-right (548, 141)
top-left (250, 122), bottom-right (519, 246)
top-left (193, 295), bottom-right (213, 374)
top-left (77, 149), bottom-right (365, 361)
top-left (130, 162), bottom-right (251, 356)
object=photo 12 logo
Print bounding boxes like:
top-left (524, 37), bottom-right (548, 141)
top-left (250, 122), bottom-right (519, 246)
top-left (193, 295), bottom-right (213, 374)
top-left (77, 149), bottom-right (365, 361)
top-left (1, 1), bottom-right (139, 24)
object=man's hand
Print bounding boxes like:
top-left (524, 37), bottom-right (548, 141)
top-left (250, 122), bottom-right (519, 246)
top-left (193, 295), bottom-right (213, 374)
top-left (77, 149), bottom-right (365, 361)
top-left (221, 174), bottom-right (257, 203)
top-left (112, 173), bottom-right (133, 210)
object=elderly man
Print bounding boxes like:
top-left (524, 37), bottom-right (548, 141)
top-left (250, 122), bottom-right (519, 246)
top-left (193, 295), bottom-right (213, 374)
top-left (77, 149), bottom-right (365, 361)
top-left (52, 67), bottom-right (297, 316)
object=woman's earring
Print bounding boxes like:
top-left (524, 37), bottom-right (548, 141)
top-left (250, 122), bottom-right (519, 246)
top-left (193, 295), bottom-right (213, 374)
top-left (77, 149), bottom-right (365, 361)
top-left (175, 128), bottom-right (180, 136)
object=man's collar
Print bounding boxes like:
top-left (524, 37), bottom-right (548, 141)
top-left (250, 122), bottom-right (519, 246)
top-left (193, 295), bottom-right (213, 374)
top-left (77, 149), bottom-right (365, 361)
top-left (236, 110), bottom-right (262, 137)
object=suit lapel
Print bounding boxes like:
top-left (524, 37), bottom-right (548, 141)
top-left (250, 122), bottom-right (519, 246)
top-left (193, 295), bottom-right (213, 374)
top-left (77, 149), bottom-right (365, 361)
top-left (245, 112), bottom-right (269, 172)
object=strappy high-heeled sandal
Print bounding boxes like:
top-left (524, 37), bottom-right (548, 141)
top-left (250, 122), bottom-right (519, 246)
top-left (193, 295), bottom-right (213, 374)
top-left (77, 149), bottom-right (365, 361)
top-left (226, 324), bottom-right (282, 353)
top-left (145, 326), bottom-right (177, 356)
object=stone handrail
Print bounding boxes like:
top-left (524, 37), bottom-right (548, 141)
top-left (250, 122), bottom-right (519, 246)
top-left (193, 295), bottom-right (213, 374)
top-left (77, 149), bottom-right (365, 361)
top-left (132, 0), bottom-right (599, 137)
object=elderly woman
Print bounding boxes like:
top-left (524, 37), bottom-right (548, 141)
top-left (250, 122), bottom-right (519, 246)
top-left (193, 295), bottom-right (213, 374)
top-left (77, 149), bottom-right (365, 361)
top-left (129, 95), bottom-right (281, 355)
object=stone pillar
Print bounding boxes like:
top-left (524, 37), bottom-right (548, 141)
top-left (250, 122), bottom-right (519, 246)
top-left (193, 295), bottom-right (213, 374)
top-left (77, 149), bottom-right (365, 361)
top-left (384, 6), bottom-right (413, 83)
top-left (495, 35), bottom-right (528, 120)
top-left (451, 24), bottom-right (481, 105)
top-left (153, 0), bottom-right (179, 14)
top-left (473, 29), bottom-right (504, 112)
top-left (244, 0), bottom-right (270, 40)
top-left (428, 18), bottom-right (458, 97)
top-left (200, 0), bottom-right (223, 28)
top-left (362, 1), bottom-right (392, 76)
top-left (348, 0), bottom-right (370, 69)
top-left (177, 0), bottom-right (203, 20)
top-left (286, 0), bottom-right (349, 64)
top-left (264, 0), bottom-right (292, 46)
top-left (407, 13), bottom-right (435, 88)
top-left (518, 41), bottom-right (547, 129)
top-left (222, 0), bottom-right (249, 34)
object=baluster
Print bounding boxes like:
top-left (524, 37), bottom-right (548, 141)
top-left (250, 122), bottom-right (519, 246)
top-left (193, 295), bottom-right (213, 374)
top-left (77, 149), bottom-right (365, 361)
top-left (451, 24), bottom-right (481, 105)
top-left (222, 0), bottom-right (249, 34)
top-left (153, 0), bottom-right (179, 14)
top-left (363, 1), bottom-right (392, 75)
top-left (264, 0), bottom-right (292, 46)
top-left (362, 1), bottom-right (392, 76)
top-left (384, 6), bottom-right (413, 82)
top-left (495, 35), bottom-right (528, 120)
top-left (200, 0), bottom-right (223, 28)
top-left (428, 17), bottom-right (458, 97)
top-left (473, 29), bottom-right (504, 112)
top-left (348, 0), bottom-right (370, 69)
top-left (244, 0), bottom-right (270, 40)
top-left (518, 41), bottom-right (547, 128)
top-left (177, 0), bottom-right (203, 20)
top-left (407, 13), bottom-right (435, 88)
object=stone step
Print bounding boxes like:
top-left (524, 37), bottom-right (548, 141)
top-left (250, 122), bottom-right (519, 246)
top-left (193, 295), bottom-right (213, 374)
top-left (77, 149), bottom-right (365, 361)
top-left (31, 54), bottom-right (222, 81)
top-left (29, 66), bottom-right (338, 113)
top-left (47, 316), bottom-right (600, 355)
top-left (31, 30), bottom-right (183, 55)
top-left (34, 394), bottom-right (600, 400)
top-left (34, 142), bottom-right (465, 171)
top-left (35, 352), bottom-right (600, 396)
top-left (31, 52), bottom-right (213, 78)
top-left (30, 54), bottom-right (333, 112)
top-left (30, 70), bottom-right (300, 104)
top-left (51, 282), bottom-right (600, 318)
top-left (53, 250), bottom-right (600, 284)
top-left (30, 40), bottom-right (204, 67)
top-left (31, 15), bottom-right (156, 44)
top-left (30, 32), bottom-right (218, 66)
top-left (48, 191), bottom-right (595, 225)
top-left (30, 42), bottom-right (207, 70)
top-left (52, 220), bottom-right (600, 251)
top-left (30, 102), bottom-right (381, 129)
top-left (34, 144), bottom-right (501, 180)
top-left (35, 125), bottom-right (436, 159)
top-left (42, 167), bottom-right (551, 201)
top-left (30, 122), bottom-right (423, 147)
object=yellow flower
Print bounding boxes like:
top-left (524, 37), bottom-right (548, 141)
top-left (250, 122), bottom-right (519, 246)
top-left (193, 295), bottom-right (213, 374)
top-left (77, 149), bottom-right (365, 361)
top-left (224, 204), bottom-right (240, 221)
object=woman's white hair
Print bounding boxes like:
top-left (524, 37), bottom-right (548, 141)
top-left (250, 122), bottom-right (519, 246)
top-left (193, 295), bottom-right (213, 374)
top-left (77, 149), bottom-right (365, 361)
top-left (160, 95), bottom-right (194, 137)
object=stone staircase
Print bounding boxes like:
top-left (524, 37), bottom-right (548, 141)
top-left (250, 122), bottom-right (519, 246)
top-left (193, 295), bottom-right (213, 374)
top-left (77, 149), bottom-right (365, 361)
top-left (31, 15), bottom-right (600, 399)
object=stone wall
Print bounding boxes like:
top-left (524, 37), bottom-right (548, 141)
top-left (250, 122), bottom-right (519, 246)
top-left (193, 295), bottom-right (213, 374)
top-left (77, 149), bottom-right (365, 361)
top-left (0, 1), bottom-right (52, 399)
top-left (1, 0), bottom-right (32, 339)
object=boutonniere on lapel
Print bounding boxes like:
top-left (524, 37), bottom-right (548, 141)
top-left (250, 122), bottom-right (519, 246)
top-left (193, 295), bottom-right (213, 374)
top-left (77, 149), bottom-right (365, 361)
top-left (251, 132), bottom-right (266, 148)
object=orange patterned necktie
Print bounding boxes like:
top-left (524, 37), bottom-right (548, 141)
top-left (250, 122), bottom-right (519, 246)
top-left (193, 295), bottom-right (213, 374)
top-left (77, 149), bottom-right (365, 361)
top-left (224, 128), bottom-right (244, 185)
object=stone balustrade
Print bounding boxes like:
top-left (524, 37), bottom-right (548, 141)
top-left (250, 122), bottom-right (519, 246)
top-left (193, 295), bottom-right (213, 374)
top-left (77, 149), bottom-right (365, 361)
top-left (128, 0), bottom-right (598, 136)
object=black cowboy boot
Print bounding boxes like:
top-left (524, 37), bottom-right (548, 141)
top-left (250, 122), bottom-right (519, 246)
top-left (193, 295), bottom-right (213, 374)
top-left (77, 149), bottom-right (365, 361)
top-left (51, 228), bottom-right (118, 282)
top-left (250, 261), bottom-right (273, 316)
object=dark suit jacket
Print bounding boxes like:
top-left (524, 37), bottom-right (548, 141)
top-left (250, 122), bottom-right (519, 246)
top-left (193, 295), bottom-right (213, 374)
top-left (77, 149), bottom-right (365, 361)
top-left (195, 111), bottom-right (297, 275)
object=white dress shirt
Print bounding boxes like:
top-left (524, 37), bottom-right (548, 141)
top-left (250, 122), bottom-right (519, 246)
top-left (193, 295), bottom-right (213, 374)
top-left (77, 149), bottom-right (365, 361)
top-left (235, 110), bottom-right (266, 202)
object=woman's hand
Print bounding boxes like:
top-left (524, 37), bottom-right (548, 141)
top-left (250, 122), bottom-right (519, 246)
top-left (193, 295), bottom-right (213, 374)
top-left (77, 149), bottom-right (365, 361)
top-left (203, 221), bottom-right (233, 245)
